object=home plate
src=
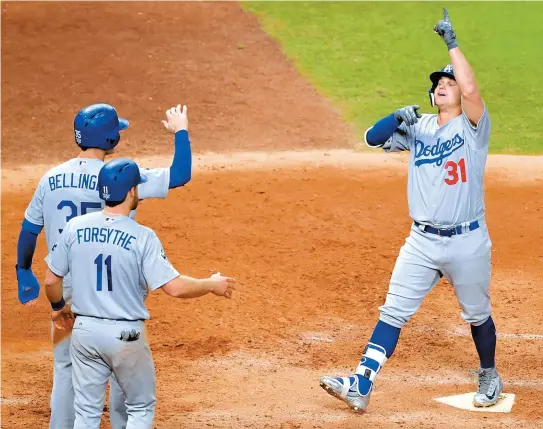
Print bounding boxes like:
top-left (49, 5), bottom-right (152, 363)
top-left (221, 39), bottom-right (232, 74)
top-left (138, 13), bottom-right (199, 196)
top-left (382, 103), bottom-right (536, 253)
top-left (434, 392), bottom-right (515, 413)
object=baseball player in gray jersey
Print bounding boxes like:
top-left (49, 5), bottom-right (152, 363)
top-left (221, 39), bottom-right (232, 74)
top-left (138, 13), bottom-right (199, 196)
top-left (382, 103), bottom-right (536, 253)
top-left (44, 158), bottom-right (235, 429)
top-left (320, 9), bottom-right (502, 412)
top-left (16, 103), bottom-right (192, 428)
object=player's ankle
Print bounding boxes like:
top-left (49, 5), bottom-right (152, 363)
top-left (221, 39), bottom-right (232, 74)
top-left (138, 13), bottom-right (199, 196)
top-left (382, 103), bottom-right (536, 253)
top-left (354, 342), bottom-right (388, 395)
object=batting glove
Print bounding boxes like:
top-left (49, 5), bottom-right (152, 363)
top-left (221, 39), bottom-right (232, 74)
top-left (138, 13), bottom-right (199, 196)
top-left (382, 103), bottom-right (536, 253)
top-left (16, 265), bottom-right (40, 304)
top-left (434, 8), bottom-right (458, 50)
top-left (394, 105), bottom-right (421, 126)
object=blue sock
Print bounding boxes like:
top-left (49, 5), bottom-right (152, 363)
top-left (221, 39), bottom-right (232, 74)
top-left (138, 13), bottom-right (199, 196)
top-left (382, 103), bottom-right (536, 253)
top-left (352, 320), bottom-right (401, 395)
top-left (370, 320), bottom-right (401, 358)
top-left (470, 316), bottom-right (496, 369)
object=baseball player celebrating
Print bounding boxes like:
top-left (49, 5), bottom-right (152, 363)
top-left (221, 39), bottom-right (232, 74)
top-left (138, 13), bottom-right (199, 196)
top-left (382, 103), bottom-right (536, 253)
top-left (15, 103), bottom-right (192, 428)
top-left (320, 9), bottom-right (502, 412)
top-left (43, 157), bottom-right (236, 429)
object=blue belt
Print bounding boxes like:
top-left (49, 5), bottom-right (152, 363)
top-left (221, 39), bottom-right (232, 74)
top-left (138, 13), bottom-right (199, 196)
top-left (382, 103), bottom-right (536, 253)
top-left (414, 220), bottom-right (480, 237)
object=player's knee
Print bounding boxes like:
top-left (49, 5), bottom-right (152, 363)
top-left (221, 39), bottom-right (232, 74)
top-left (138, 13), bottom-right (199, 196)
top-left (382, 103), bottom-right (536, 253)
top-left (460, 300), bottom-right (491, 326)
top-left (378, 294), bottom-right (419, 328)
top-left (378, 308), bottom-right (411, 328)
top-left (469, 315), bottom-right (491, 327)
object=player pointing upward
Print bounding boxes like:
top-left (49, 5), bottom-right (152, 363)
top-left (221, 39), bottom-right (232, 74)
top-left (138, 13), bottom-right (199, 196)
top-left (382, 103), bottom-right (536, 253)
top-left (44, 157), bottom-right (235, 429)
top-left (320, 9), bottom-right (502, 412)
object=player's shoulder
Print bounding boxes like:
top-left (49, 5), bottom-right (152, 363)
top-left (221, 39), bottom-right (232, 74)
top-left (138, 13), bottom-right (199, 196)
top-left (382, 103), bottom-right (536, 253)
top-left (44, 158), bottom-right (104, 176)
top-left (126, 221), bottom-right (160, 255)
top-left (45, 158), bottom-right (81, 174)
top-left (36, 159), bottom-right (74, 183)
top-left (136, 223), bottom-right (159, 240)
top-left (67, 210), bottom-right (102, 228)
top-left (419, 113), bottom-right (438, 124)
top-left (420, 112), bottom-right (437, 119)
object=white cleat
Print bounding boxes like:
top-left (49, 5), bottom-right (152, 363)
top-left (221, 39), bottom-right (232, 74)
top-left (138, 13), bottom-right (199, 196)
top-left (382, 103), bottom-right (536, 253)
top-left (473, 367), bottom-right (504, 407)
top-left (319, 375), bottom-right (371, 414)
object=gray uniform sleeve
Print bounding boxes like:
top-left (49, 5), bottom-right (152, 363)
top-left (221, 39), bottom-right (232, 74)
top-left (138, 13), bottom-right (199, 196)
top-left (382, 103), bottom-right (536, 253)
top-left (365, 122), bottom-right (412, 153)
top-left (24, 177), bottom-right (46, 226)
top-left (140, 228), bottom-right (180, 291)
top-left (383, 122), bottom-right (412, 152)
top-left (137, 167), bottom-right (170, 200)
top-left (44, 221), bottom-right (72, 277)
top-left (462, 102), bottom-right (491, 150)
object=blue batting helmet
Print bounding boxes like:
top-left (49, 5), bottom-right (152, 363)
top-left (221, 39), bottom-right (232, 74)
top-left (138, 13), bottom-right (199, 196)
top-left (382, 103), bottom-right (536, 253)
top-left (428, 64), bottom-right (455, 106)
top-left (74, 103), bottom-right (129, 151)
top-left (98, 158), bottom-right (148, 202)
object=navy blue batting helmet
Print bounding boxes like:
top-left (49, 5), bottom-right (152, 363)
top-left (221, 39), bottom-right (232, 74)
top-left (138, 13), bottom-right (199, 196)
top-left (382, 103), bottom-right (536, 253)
top-left (428, 64), bottom-right (455, 106)
top-left (74, 103), bottom-right (129, 151)
top-left (98, 158), bottom-right (147, 202)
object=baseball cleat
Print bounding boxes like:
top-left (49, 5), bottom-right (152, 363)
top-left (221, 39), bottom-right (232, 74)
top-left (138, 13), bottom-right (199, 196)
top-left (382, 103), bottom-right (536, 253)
top-left (319, 375), bottom-right (372, 413)
top-left (473, 367), bottom-right (503, 407)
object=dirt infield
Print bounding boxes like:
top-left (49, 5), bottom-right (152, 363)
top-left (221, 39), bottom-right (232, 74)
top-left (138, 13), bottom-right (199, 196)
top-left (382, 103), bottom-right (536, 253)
top-left (2, 3), bottom-right (542, 429)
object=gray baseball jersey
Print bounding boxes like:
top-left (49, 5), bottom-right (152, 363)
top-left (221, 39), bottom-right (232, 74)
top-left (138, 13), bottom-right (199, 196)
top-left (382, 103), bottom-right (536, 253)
top-left (45, 211), bottom-right (180, 320)
top-left (365, 106), bottom-right (493, 329)
top-left (379, 106), bottom-right (490, 227)
top-left (24, 157), bottom-right (169, 292)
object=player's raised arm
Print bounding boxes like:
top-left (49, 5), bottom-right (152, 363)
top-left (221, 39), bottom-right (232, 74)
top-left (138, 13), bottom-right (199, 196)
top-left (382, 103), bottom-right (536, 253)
top-left (433, 8), bottom-right (485, 126)
top-left (136, 104), bottom-right (192, 201)
top-left (162, 104), bottom-right (192, 188)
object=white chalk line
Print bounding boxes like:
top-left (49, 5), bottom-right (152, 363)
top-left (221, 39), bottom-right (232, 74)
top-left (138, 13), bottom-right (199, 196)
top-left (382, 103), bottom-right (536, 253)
top-left (447, 328), bottom-right (543, 340)
top-left (448, 326), bottom-right (543, 340)
top-left (414, 325), bottom-right (543, 341)
top-left (0, 397), bottom-right (32, 406)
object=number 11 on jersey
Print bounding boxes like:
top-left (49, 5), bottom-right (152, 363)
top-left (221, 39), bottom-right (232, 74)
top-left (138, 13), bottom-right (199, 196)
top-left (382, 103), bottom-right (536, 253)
top-left (94, 254), bottom-right (113, 291)
top-left (444, 158), bottom-right (467, 185)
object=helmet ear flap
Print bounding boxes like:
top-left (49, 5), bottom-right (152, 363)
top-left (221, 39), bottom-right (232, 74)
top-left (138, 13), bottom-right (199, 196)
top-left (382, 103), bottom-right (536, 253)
top-left (105, 132), bottom-right (121, 150)
top-left (428, 87), bottom-right (436, 107)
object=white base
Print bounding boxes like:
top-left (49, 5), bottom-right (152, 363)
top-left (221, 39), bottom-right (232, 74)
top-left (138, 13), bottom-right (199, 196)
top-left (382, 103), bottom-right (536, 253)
top-left (434, 392), bottom-right (515, 413)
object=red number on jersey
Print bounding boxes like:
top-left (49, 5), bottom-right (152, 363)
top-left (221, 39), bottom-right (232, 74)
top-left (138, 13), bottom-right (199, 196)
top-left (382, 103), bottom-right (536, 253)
top-left (444, 158), bottom-right (467, 185)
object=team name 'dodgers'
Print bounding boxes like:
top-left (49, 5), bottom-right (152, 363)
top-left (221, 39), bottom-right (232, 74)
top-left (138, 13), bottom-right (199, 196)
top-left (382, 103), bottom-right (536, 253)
top-left (414, 133), bottom-right (465, 167)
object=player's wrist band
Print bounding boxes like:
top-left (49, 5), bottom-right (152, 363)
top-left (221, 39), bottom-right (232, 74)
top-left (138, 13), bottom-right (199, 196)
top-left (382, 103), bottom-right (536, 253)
top-left (51, 297), bottom-right (65, 311)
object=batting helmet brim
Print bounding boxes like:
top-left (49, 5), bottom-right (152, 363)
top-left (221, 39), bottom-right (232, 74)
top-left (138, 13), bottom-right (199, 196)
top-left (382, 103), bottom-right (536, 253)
top-left (119, 118), bottom-right (129, 130)
top-left (429, 71), bottom-right (455, 86)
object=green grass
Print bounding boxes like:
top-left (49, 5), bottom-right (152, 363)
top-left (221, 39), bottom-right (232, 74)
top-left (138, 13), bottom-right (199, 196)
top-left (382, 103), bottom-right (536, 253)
top-left (243, 1), bottom-right (543, 154)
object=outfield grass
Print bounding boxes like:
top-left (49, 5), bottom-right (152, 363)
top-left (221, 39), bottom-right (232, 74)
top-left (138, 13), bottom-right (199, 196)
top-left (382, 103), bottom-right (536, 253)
top-left (243, 1), bottom-right (543, 154)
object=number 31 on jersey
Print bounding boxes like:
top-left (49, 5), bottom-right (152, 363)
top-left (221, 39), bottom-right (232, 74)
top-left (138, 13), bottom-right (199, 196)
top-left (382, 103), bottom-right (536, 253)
top-left (444, 158), bottom-right (467, 185)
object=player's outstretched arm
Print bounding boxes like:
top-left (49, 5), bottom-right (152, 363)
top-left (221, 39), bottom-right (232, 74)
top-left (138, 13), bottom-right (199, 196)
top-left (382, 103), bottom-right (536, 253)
top-left (142, 232), bottom-right (234, 299)
top-left (162, 104), bottom-right (192, 189)
top-left (433, 8), bottom-right (484, 125)
top-left (161, 273), bottom-right (236, 299)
